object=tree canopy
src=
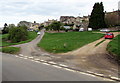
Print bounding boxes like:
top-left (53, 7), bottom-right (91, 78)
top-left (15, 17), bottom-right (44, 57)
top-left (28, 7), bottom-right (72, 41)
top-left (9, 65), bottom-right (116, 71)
top-left (88, 2), bottom-right (107, 29)
top-left (8, 25), bottom-right (28, 43)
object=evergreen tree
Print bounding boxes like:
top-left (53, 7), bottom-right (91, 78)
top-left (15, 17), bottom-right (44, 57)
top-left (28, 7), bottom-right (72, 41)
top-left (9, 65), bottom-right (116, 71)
top-left (88, 2), bottom-right (107, 29)
top-left (2, 23), bottom-right (9, 34)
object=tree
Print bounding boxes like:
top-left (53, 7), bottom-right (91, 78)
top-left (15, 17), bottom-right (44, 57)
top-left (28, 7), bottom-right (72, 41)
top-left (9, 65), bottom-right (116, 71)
top-left (88, 2), bottom-right (107, 29)
top-left (50, 21), bottom-right (61, 32)
top-left (2, 23), bottom-right (9, 34)
top-left (8, 25), bottom-right (28, 43)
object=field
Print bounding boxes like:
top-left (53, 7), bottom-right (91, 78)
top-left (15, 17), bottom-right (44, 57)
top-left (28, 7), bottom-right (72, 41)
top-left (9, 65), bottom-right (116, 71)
top-left (38, 31), bottom-right (104, 53)
top-left (107, 35), bottom-right (120, 58)
top-left (0, 31), bottom-right (38, 46)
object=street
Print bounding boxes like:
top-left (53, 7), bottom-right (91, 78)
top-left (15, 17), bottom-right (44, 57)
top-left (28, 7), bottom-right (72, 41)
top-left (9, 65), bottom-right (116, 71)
top-left (2, 53), bottom-right (107, 81)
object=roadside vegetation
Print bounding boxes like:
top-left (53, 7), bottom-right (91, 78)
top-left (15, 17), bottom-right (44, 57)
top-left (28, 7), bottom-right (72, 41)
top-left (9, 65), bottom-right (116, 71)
top-left (38, 32), bottom-right (103, 53)
top-left (0, 47), bottom-right (20, 54)
top-left (1, 31), bottom-right (37, 46)
top-left (107, 35), bottom-right (120, 60)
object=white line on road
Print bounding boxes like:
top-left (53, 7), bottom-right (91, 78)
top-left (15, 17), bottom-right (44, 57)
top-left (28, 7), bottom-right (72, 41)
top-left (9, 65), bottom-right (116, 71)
top-left (59, 64), bottom-right (68, 67)
top-left (24, 56), bottom-right (28, 58)
top-left (42, 63), bottom-right (50, 65)
top-left (23, 58), bottom-right (28, 59)
top-left (52, 65), bottom-right (62, 69)
top-left (48, 61), bottom-right (57, 65)
top-left (28, 57), bottom-right (34, 59)
top-left (63, 68), bottom-right (76, 72)
top-left (19, 54), bottom-right (24, 57)
top-left (15, 55), bottom-right (19, 57)
top-left (34, 58), bottom-right (40, 61)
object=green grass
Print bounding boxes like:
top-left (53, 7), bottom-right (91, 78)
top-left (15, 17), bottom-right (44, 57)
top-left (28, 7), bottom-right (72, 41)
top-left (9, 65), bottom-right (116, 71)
top-left (38, 31), bottom-right (104, 53)
top-left (0, 47), bottom-right (20, 54)
top-left (107, 35), bottom-right (120, 58)
top-left (95, 39), bottom-right (105, 47)
top-left (0, 31), bottom-right (37, 46)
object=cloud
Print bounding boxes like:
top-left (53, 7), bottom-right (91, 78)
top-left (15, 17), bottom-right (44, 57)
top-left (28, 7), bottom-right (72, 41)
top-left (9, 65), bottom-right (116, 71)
top-left (0, 0), bottom-right (119, 27)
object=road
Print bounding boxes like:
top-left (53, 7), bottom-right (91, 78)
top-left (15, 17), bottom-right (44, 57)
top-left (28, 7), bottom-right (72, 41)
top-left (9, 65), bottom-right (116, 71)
top-left (12, 29), bottom-right (47, 57)
top-left (2, 53), bottom-right (107, 81)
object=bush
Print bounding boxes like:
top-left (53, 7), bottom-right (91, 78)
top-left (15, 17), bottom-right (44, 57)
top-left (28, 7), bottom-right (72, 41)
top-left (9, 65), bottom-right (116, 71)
top-left (8, 25), bottom-right (28, 43)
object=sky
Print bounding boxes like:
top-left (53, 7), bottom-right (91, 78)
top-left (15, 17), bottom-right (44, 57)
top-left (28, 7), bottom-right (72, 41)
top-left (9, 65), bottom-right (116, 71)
top-left (0, 0), bottom-right (119, 27)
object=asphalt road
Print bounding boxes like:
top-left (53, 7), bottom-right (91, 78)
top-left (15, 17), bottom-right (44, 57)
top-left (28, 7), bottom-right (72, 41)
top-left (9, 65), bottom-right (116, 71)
top-left (2, 53), bottom-right (107, 81)
top-left (12, 29), bottom-right (46, 57)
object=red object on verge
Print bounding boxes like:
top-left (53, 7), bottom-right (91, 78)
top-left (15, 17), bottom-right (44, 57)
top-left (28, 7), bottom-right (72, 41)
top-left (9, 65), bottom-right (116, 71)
top-left (104, 33), bottom-right (114, 39)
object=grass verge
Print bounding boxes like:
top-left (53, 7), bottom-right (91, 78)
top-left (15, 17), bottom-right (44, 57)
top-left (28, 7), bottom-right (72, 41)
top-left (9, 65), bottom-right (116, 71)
top-left (107, 35), bottom-right (120, 60)
top-left (0, 31), bottom-right (37, 46)
top-left (38, 31), bottom-right (103, 53)
top-left (95, 39), bottom-right (105, 47)
top-left (0, 47), bottom-right (20, 54)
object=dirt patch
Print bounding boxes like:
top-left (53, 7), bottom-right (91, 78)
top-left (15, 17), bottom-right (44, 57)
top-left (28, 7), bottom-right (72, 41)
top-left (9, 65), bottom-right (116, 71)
top-left (50, 32), bottom-right (120, 77)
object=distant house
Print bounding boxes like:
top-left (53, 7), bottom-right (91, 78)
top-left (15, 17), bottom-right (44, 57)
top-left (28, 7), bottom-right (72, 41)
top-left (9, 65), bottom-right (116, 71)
top-left (43, 19), bottom-right (57, 27)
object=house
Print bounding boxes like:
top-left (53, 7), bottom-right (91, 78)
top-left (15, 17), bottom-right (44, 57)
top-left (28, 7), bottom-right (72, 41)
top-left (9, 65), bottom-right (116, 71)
top-left (60, 16), bottom-right (89, 30)
top-left (43, 19), bottom-right (57, 27)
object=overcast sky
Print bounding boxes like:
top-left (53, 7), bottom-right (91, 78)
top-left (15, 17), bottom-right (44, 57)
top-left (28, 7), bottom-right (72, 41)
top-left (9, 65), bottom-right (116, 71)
top-left (0, 0), bottom-right (119, 27)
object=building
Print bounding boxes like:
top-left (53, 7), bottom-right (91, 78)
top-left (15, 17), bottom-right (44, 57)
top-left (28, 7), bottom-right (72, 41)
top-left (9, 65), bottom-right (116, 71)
top-left (60, 16), bottom-right (89, 30)
top-left (43, 19), bottom-right (57, 27)
top-left (18, 21), bottom-right (40, 30)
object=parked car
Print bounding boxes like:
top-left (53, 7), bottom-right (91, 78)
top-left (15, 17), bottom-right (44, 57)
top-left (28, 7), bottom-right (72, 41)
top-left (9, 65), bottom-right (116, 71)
top-left (79, 28), bottom-right (84, 32)
top-left (104, 32), bottom-right (114, 39)
top-left (100, 29), bottom-right (110, 32)
top-left (88, 28), bottom-right (92, 31)
top-left (37, 32), bottom-right (41, 35)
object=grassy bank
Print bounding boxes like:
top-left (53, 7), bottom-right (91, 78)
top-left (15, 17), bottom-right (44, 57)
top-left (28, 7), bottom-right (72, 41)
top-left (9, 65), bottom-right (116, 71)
top-left (0, 47), bottom-right (20, 54)
top-left (0, 31), bottom-right (37, 46)
top-left (38, 31), bottom-right (103, 53)
top-left (107, 35), bottom-right (120, 59)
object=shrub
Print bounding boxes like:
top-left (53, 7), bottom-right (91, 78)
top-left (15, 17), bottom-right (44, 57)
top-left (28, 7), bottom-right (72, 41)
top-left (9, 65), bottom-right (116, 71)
top-left (8, 25), bottom-right (28, 43)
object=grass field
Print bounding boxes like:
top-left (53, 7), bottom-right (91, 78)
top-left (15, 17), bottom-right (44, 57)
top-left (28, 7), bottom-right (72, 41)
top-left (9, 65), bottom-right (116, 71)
top-left (0, 31), bottom-right (37, 46)
top-left (0, 47), bottom-right (20, 54)
top-left (107, 35), bottom-right (120, 58)
top-left (38, 31), bottom-right (104, 53)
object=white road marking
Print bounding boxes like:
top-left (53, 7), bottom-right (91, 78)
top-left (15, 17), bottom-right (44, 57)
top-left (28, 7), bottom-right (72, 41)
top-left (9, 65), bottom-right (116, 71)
top-left (15, 55), bottom-right (19, 57)
top-left (52, 65), bottom-right (62, 68)
top-left (59, 64), bottom-right (68, 67)
top-left (63, 68), bottom-right (76, 72)
top-left (19, 54), bottom-right (23, 57)
top-left (111, 76), bottom-right (120, 80)
top-left (42, 63), bottom-right (50, 65)
top-left (34, 58), bottom-right (40, 61)
top-left (34, 61), bottom-right (40, 63)
top-left (23, 58), bottom-right (28, 59)
top-left (94, 73), bottom-right (104, 76)
top-left (87, 71), bottom-right (94, 73)
top-left (48, 61), bottom-right (57, 65)
top-left (40, 60), bottom-right (45, 62)
top-left (28, 57), bottom-right (33, 59)
top-left (24, 56), bottom-right (28, 58)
